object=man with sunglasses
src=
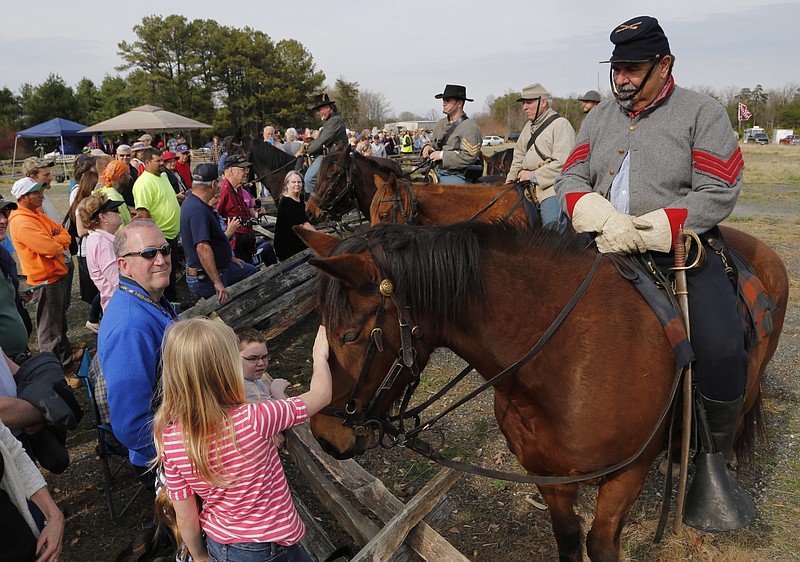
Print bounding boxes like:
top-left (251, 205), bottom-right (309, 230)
top-left (8, 178), bottom-right (73, 369)
top-left (97, 218), bottom-right (178, 475)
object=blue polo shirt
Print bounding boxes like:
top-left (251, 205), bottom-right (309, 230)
top-left (179, 193), bottom-right (232, 271)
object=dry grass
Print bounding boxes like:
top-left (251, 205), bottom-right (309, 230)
top-left (741, 143), bottom-right (800, 186)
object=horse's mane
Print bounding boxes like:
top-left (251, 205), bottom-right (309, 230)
top-left (317, 221), bottom-right (591, 331)
top-left (249, 138), bottom-right (296, 169)
top-left (351, 150), bottom-right (403, 176)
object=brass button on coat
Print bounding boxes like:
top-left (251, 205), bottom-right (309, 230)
top-left (630, 125), bottom-right (637, 131)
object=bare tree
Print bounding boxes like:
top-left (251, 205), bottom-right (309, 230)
top-left (423, 109), bottom-right (439, 121)
top-left (359, 90), bottom-right (392, 128)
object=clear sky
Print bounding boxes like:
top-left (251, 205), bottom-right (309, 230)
top-left (2, 1), bottom-right (798, 119)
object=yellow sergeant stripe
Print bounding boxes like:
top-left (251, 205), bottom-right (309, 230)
top-left (461, 139), bottom-right (481, 155)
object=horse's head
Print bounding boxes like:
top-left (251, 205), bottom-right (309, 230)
top-left (369, 173), bottom-right (418, 225)
top-left (296, 226), bottom-right (435, 459)
top-left (305, 144), bottom-right (354, 224)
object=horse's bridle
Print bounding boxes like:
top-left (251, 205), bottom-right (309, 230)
top-left (308, 154), bottom-right (357, 221)
top-left (376, 180), bottom-right (419, 224)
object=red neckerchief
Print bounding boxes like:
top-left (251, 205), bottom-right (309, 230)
top-left (626, 75), bottom-right (675, 119)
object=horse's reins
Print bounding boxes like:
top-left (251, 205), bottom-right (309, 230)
top-left (465, 183), bottom-right (525, 222)
top-left (323, 238), bottom-right (685, 484)
top-left (380, 181), bottom-right (523, 225)
top-left (248, 155), bottom-right (299, 187)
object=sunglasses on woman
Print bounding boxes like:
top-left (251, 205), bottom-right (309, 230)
top-left (121, 243), bottom-right (172, 259)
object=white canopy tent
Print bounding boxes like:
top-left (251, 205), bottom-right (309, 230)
top-left (80, 105), bottom-right (212, 133)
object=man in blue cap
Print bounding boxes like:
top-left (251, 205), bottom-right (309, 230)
top-left (556, 16), bottom-right (748, 503)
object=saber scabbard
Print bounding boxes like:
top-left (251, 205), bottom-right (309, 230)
top-left (672, 227), bottom-right (693, 535)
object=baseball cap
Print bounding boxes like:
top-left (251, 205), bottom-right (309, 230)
top-left (192, 163), bottom-right (219, 183)
top-left (175, 144), bottom-right (190, 154)
top-left (224, 154), bottom-right (251, 169)
top-left (11, 177), bottom-right (46, 199)
top-left (162, 151), bottom-right (177, 161)
top-left (138, 134), bottom-right (153, 142)
top-left (0, 197), bottom-right (18, 212)
top-left (22, 157), bottom-right (55, 177)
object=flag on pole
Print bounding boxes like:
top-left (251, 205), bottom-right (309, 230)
top-left (738, 102), bottom-right (752, 121)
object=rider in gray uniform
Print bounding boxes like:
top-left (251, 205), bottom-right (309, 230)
top-left (299, 93), bottom-right (348, 194)
top-left (421, 84), bottom-right (483, 184)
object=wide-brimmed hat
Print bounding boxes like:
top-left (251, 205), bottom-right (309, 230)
top-left (22, 157), bottom-right (54, 177)
top-left (131, 142), bottom-right (148, 152)
top-left (224, 154), bottom-right (251, 170)
top-left (0, 197), bottom-right (18, 212)
top-left (578, 90), bottom-right (602, 103)
top-left (516, 83), bottom-right (551, 102)
top-left (11, 177), bottom-right (46, 199)
top-left (602, 16), bottom-right (671, 63)
top-left (434, 84), bottom-right (473, 102)
top-left (310, 92), bottom-right (336, 110)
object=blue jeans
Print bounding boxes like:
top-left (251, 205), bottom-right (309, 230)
top-left (435, 170), bottom-right (467, 184)
top-left (186, 261), bottom-right (258, 298)
top-left (206, 536), bottom-right (312, 562)
top-left (304, 156), bottom-right (322, 194)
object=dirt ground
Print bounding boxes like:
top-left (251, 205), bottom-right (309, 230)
top-left (10, 168), bottom-right (800, 560)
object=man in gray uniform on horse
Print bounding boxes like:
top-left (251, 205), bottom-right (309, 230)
top-left (556, 15), bottom-right (753, 529)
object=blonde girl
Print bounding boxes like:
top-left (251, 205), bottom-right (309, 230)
top-left (153, 318), bottom-right (331, 562)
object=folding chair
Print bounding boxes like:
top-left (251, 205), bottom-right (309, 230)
top-left (75, 348), bottom-right (147, 522)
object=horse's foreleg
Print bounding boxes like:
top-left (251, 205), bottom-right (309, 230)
top-left (537, 483), bottom-right (584, 562)
top-left (586, 463), bottom-right (651, 562)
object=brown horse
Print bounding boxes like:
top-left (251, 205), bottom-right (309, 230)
top-left (304, 144), bottom-right (403, 224)
top-left (483, 146), bottom-right (514, 177)
top-left (371, 173), bottom-right (526, 225)
top-left (297, 221), bottom-right (788, 562)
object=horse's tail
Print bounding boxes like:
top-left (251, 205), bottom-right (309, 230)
top-left (735, 388), bottom-right (767, 469)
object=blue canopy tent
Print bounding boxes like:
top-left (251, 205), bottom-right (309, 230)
top-left (13, 118), bottom-right (92, 180)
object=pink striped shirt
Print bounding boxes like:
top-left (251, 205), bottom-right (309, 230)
top-left (162, 398), bottom-right (308, 545)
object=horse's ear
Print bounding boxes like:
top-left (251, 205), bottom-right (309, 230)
top-left (309, 254), bottom-right (379, 290)
top-left (293, 227), bottom-right (341, 257)
top-left (374, 174), bottom-right (385, 190)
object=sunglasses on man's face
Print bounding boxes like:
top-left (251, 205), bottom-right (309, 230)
top-left (121, 243), bottom-right (172, 260)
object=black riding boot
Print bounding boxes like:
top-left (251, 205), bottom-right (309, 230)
top-left (683, 392), bottom-right (755, 532)
top-left (701, 393), bottom-right (744, 459)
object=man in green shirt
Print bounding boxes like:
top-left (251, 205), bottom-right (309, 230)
top-left (132, 148), bottom-right (182, 301)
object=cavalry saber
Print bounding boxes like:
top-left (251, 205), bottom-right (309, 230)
top-left (672, 227), bottom-right (702, 535)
